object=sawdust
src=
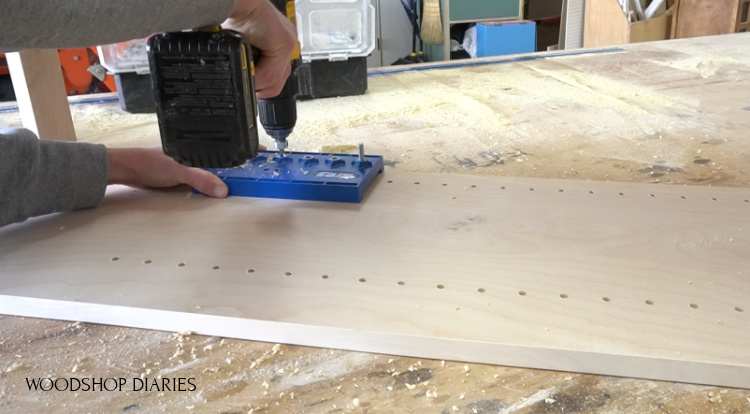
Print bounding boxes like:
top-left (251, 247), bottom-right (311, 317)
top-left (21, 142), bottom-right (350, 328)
top-left (283, 54), bottom-right (750, 187)
top-left (651, 56), bottom-right (750, 79)
top-left (319, 144), bottom-right (358, 154)
top-left (2, 44), bottom-right (749, 188)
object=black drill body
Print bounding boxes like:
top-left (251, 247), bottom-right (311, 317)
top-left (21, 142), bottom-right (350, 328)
top-left (148, 1), bottom-right (299, 168)
top-left (147, 30), bottom-right (259, 168)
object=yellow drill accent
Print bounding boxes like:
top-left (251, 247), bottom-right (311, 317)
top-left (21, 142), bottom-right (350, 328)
top-left (286, 2), bottom-right (301, 60)
top-left (193, 25), bottom-right (221, 32)
top-left (241, 44), bottom-right (248, 70)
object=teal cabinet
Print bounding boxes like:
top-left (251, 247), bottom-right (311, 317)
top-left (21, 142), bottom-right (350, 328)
top-left (449, 0), bottom-right (521, 22)
top-left (424, 0), bottom-right (523, 62)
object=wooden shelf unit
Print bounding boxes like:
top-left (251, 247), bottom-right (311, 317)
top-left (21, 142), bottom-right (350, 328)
top-left (425, 0), bottom-right (524, 61)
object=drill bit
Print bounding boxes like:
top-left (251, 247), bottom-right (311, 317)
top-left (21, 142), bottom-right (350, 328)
top-left (274, 137), bottom-right (288, 157)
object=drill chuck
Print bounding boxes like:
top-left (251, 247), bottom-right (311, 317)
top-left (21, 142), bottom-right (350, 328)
top-left (258, 71), bottom-right (298, 143)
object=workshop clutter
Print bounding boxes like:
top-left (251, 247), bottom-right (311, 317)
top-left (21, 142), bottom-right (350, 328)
top-left (584, 0), bottom-right (674, 47)
top-left (0, 49), bottom-right (116, 102)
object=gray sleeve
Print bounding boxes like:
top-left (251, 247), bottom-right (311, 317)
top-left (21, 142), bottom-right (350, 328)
top-left (0, 128), bottom-right (108, 227)
top-left (0, 0), bottom-right (235, 51)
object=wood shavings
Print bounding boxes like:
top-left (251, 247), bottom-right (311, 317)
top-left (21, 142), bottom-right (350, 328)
top-left (463, 365), bottom-right (470, 374)
top-left (352, 397), bottom-right (360, 407)
top-left (405, 383), bottom-right (416, 390)
top-left (452, 406), bottom-right (459, 412)
top-left (4, 362), bottom-right (23, 373)
top-left (545, 398), bottom-right (557, 404)
top-left (175, 331), bottom-right (192, 342)
top-left (170, 348), bottom-right (184, 360)
top-left (460, 393), bottom-right (465, 400)
top-left (250, 344), bottom-right (282, 369)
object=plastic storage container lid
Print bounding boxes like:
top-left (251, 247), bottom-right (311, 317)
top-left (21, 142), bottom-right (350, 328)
top-left (97, 38), bottom-right (150, 74)
top-left (295, 0), bottom-right (376, 62)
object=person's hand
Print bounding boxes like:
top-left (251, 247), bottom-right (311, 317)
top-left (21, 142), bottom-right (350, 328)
top-left (107, 147), bottom-right (228, 198)
top-left (223, 0), bottom-right (298, 98)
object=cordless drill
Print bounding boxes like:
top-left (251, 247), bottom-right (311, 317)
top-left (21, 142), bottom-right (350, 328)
top-left (147, 1), bottom-right (299, 168)
top-left (258, 0), bottom-right (300, 157)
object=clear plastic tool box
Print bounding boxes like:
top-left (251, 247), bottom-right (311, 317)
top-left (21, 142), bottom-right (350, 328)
top-left (294, 0), bottom-right (376, 98)
top-left (295, 0), bottom-right (376, 62)
top-left (97, 39), bottom-right (154, 113)
top-left (97, 39), bottom-right (149, 75)
top-left (95, 0), bottom-right (378, 108)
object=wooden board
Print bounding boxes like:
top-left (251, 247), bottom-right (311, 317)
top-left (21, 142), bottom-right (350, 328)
top-left (584, 0), bottom-right (672, 47)
top-left (1, 172), bottom-right (749, 388)
top-left (6, 50), bottom-right (76, 141)
top-left (584, 0), bottom-right (631, 47)
top-left (673, 0), bottom-right (742, 38)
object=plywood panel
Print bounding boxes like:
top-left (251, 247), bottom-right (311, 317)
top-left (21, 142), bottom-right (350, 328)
top-left (1, 172), bottom-right (749, 387)
top-left (584, 0), bottom-right (630, 47)
top-left (674, 0), bottom-right (741, 38)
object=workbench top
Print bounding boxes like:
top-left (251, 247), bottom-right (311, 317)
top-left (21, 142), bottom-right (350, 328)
top-left (1, 33), bottom-right (749, 413)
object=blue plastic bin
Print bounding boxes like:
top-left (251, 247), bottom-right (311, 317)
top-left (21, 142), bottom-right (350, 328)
top-left (476, 20), bottom-right (536, 58)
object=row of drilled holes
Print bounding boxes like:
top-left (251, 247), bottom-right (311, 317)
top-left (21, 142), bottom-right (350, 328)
top-left (110, 257), bottom-right (745, 313)
top-left (386, 180), bottom-right (750, 203)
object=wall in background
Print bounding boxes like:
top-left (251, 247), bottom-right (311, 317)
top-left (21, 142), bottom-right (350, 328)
top-left (367, 0), bottom-right (415, 68)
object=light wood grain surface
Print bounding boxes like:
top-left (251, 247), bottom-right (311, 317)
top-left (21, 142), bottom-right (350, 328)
top-left (6, 50), bottom-right (76, 141)
top-left (1, 170), bottom-right (749, 387)
top-left (1, 34), bottom-right (750, 413)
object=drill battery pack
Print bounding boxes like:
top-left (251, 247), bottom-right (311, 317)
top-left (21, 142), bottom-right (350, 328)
top-left (147, 30), bottom-right (259, 168)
